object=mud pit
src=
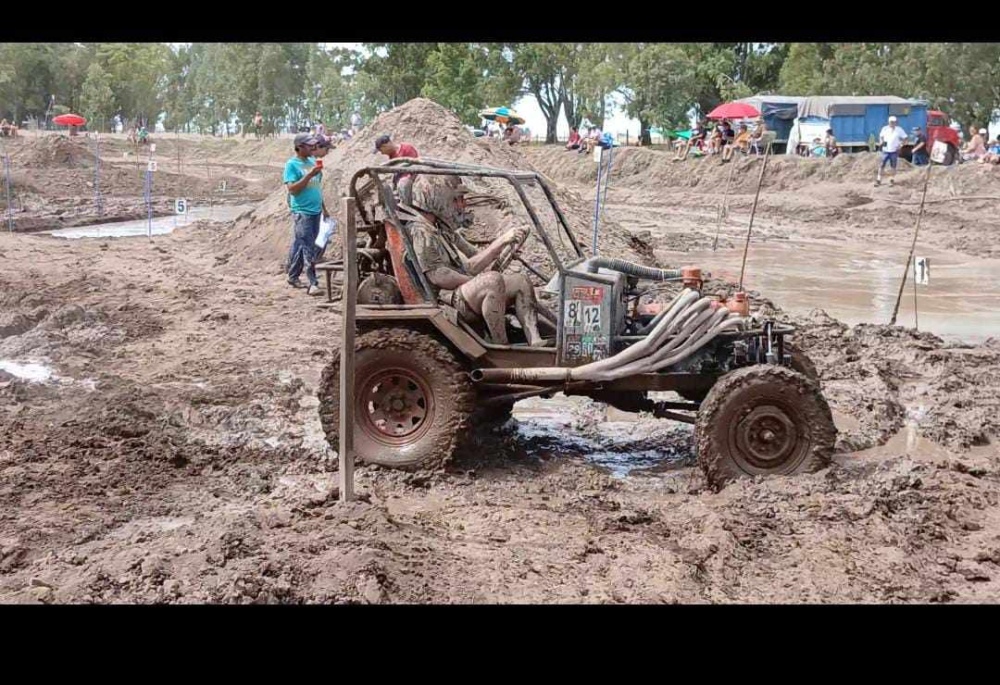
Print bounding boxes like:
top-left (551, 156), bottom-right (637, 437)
top-left (2, 102), bottom-right (1000, 604)
top-left (667, 240), bottom-right (1000, 343)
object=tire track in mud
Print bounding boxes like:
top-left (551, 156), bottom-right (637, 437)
top-left (3, 135), bottom-right (1000, 603)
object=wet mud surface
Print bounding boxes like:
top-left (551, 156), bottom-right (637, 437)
top-left (1, 128), bottom-right (999, 603)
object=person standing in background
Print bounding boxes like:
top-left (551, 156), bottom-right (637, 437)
top-left (283, 133), bottom-right (324, 295)
top-left (875, 115), bottom-right (908, 186)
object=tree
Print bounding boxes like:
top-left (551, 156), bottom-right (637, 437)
top-left (778, 43), bottom-right (1000, 128)
top-left (720, 43), bottom-right (788, 97)
top-left (909, 43), bottom-right (1000, 128)
top-left (94, 43), bottom-right (172, 127)
top-left (673, 43), bottom-right (788, 118)
top-left (564, 44), bottom-right (617, 130)
top-left (0, 44), bottom-right (61, 124)
top-left (421, 43), bottom-right (485, 124)
top-left (305, 45), bottom-right (357, 132)
top-left (421, 43), bottom-right (522, 125)
top-left (161, 45), bottom-right (196, 132)
top-left (258, 43), bottom-right (305, 131)
top-left (0, 45), bottom-right (18, 121)
top-left (187, 43), bottom-right (229, 133)
top-left (778, 43), bottom-right (836, 94)
top-left (476, 44), bottom-right (523, 111)
top-left (514, 43), bottom-right (576, 143)
top-left (612, 44), bottom-right (700, 144)
top-left (80, 62), bottom-right (114, 130)
top-left (356, 43), bottom-right (436, 112)
top-left (53, 43), bottom-right (94, 114)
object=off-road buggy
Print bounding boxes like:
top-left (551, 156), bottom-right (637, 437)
top-left (317, 158), bottom-right (835, 488)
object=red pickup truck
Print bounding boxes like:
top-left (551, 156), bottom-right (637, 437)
top-left (915, 109), bottom-right (961, 165)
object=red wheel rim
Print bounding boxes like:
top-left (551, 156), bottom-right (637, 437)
top-left (357, 367), bottom-right (435, 446)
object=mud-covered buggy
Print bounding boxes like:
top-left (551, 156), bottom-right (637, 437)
top-left (317, 158), bottom-right (835, 488)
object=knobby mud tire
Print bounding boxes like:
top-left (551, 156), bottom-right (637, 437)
top-left (785, 343), bottom-right (820, 385)
top-left (695, 364), bottom-right (836, 490)
top-left (318, 328), bottom-right (475, 471)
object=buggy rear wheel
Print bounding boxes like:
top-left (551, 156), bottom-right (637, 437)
top-left (318, 328), bottom-right (474, 470)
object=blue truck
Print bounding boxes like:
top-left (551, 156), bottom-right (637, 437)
top-left (785, 96), bottom-right (928, 155)
top-left (734, 95), bottom-right (804, 153)
top-left (737, 94), bottom-right (946, 158)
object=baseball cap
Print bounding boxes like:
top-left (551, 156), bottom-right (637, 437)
top-left (294, 132), bottom-right (319, 148)
top-left (315, 135), bottom-right (333, 148)
top-left (888, 116), bottom-right (897, 122)
top-left (374, 134), bottom-right (392, 151)
top-left (979, 128), bottom-right (988, 134)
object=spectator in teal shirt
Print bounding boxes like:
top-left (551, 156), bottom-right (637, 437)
top-left (283, 132), bottom-right (324, 294)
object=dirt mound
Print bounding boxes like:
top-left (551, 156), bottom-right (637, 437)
top-left (5, 135), bottom-right (97, 169)
top-left (523, 145), bottom-right (1000, 260)
top-left (523, 145), bottom-right (1000, 198)
top-left (220, 98), bottom-right (652, 274)
top-left (0, 132), bottom-right (274, 233)
top-left (111, 135), bottom-right (292, 169)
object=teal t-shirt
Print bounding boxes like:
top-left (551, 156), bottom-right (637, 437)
top-left (283, 156), bottom-right (323, 215)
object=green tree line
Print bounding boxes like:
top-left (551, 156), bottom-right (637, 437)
top-left (1, 43), bottom-right (996, 141)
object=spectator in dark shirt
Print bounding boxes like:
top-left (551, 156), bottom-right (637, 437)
top-left (910, 126), bottom-right (929, 166)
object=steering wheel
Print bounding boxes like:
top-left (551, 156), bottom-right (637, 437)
top-left (493, 229), bottom-right (529, 273)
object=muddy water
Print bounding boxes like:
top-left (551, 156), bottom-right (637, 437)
top-left (511, 394), bottom-right (694, 476)
top-left (45, 203), bottom-right (255, 239)
top-left (0, 360), bottom-right (54, 382)
top-left (511, 395), bottom-right (866, 477)
top-left (659, 239), bottom-right (1000, 343)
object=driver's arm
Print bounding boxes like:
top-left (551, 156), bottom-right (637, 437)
top-left (451, 230), bottom-right (479, 258)
top-left (425, 267), bottom-right (471, 290)
top-left (463, 228), bottom-right (524, 276)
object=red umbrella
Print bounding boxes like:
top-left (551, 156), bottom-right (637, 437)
top-left (52, 113), bottom-right (87, 127)
top-left (706, 102), bottom-right (761, 120)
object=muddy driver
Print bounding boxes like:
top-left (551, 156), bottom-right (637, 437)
top-left (396, 177), bottom-right (545, 346)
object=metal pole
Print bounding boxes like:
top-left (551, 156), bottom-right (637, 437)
top-left (591, 147), bottom-right (603, 255)
top-left (133, 126), bottom-right (141, 175)
top-left (597, 142), bottom-right (615, 230)
top-left (206, 160), bottom-right (214, 219)
top-left (738, 144), bottom-right (771, 291)
top-left (175, 130), bottom-right (186, 227)
top-left (144, 169), bottom-right (153, 240)
top-left (912, 262), bottom-right (919, 331)
top-left (3, 154), bottom-right (13, 232)
top-left (93, 134), bottom-right (104, 217)
top-left (713, 153), bottom-right (739, 251)
top-left (339, 196), bottom-right (357, 502)
top-left (889, 163), bottom-right (932, 326)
